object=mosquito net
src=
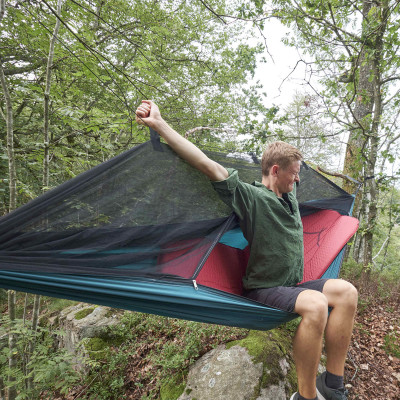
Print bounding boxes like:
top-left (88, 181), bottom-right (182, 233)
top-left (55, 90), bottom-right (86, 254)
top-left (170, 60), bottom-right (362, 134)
top-left (0, 137), bottom-right (355, 283)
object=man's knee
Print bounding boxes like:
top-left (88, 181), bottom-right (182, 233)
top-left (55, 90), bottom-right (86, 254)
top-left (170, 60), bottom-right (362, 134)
top-left (324, 279), bottom-right (358, 310)
top-left (295, 290), bottom-right (329, 331)
top-left (343, 281), bottom-right (358, 309)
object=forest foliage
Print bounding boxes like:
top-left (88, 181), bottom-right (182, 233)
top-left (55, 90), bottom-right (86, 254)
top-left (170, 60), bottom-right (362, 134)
top-left (0, 0), bottom-right (268, 211)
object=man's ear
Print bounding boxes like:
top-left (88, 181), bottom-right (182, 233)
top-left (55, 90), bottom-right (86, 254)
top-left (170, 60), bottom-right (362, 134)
top-left (271, 165), bottom-right (279, 177)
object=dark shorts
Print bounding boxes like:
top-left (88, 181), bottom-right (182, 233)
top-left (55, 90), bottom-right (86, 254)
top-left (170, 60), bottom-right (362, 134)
top-left (244, 279), bottom-right (329, 313)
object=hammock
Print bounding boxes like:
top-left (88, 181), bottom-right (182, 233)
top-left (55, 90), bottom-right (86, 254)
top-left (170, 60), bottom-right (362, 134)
top-left (0, 136), bottom-right (359, 330)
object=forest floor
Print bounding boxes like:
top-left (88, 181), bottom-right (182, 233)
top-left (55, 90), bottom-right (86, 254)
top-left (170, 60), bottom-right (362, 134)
top-left (344, 294), bottom-right (400, 400)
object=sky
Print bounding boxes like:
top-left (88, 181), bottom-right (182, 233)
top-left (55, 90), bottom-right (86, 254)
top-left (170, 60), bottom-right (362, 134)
top-left (249, 20), bottom-right (349, 170)
top-left (252, 19), bottom-right (311, 109)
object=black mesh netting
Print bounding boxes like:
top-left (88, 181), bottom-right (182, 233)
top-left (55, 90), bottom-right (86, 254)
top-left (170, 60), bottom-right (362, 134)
top-left (0, 140), bottom-right (355, 278)
top-left (297, 163), bottom-right (355, 216)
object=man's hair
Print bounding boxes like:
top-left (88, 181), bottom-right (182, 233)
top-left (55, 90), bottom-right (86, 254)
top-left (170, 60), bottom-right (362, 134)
top-left (261, 141), bottom-right (303, 176)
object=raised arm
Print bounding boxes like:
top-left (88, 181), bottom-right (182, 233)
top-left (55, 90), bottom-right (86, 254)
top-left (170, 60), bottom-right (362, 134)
top-left (135, 100), bottom-right (228, 181)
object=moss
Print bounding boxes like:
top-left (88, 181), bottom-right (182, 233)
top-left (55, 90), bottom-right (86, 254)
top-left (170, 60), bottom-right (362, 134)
top-left (227, 329), bottom-right (290, 364)
top-left (86, 337), bottom-right (108, 351)
top-left (285, 364), bottom-right (298, 393)
top-left (159, 374), bottom-right (186, 400)
top-left (75, 307), bottom-right (95, 320)
top-left (84, 337), bottom-right (112, 361)
top-left (227, 328), bottom-right (296, 397)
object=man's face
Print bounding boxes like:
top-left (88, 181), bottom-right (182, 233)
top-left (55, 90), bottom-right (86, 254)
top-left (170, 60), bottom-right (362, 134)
top-left (276, 160), bottom-right (301, 194)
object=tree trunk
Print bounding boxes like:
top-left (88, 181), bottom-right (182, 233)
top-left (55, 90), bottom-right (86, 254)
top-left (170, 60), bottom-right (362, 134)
top-left (43, 0), bottom-right (63, 190)
top-left (341, 0), bottom-right (375, 194)
top-left (0, 0), bottom-right (5, 23)
top-left (342, 0), bottom-right (388, 268)
top-left (26, 294), bottom-right (41, 391)
top-left (381, 186), bottom-right (396, 270)
top-left (361, 1), bottom-right (388, 269)
top-left (0, 62), bottom-right (16, 212)
top-left (0, 378), bottom-right (5, 400)
top-left (7, 290), bottom-right (17, 400)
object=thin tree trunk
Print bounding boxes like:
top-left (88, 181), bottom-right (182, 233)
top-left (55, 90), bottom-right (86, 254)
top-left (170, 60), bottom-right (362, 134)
top-left (0, 378), bottom-right (5, 400)
top-left (352, 201), bottom-right (365, 263)
top-left (342, 1), bottom-right (375, 235)
top-left (0, 0), bottom-right (6, 363)
top-left (7, 290), bottom-right (17, 400)
top-left (361, 1), bottom-right (388, 269)
top-left (0, 61), bottom-right (16, 212)
top-left (342, 0), bottom-right (388, 270)
top-left (381, 185), bottom-right (396, 270)
top-left (43, 0), bottom-right (62, 190)
top-left (0, 0), bottom-right (5, 22)
top-left (26, 294), bottom-right (41, 391)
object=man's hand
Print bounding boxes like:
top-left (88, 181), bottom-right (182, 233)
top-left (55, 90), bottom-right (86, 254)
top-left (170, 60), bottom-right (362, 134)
top-left (134, 99), bottom-right (228, 181)
top-left (135, 100), bottom-right (162, 128)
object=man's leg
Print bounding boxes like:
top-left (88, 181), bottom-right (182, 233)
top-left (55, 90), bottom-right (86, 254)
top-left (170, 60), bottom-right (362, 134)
top-left (293, 289), bottom-right (329, 399)
top-left (322, 279), bottom-right (358, 377)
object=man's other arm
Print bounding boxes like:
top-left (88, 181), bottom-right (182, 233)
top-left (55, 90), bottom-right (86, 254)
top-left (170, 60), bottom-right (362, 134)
top-left (135, 100), bottom-right (228, 182)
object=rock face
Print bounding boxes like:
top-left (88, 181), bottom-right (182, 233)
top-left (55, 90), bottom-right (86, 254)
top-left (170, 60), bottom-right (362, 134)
top-left (174, 330), bottom-right (297, 400)
top-left (57, 303), bottom-right (120, 368)
top-left (178, 345), bottom-right (264, 400)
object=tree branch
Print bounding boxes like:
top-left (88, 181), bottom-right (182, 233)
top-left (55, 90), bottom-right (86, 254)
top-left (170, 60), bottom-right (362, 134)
top-left (198, 0), bottom-right (227, 24)
top-left (381, 75), bottom-right (400, 84)
top-left (293, 0), bottom-right (361, 41)
top-left (316, 165), bottom-right (360, 185)
top-left (184, 126), bottom-right (224, 139)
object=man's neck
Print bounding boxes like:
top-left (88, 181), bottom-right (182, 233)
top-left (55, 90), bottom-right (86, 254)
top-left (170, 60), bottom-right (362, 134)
top-left (261, 175), bottom-right (282, 198)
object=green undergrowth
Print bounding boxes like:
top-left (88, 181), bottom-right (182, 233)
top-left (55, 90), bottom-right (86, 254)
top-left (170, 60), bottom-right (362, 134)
top-left (0, 314), bottom-right (80, 399)
top-left (81, 311), bottom-right (249, 399)
top-left (340, 258), bottom-right (400, 307)
top-left (384, 329), bottom-right (400, 358)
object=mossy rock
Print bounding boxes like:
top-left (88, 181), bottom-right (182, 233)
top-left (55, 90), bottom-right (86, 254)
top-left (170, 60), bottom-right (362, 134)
top-left (75, 307), bottom-right (96, 320)
top-left (226, 328), bottom-right (296, 397)
top-left (163, 328), bottom-right (297, 400)
top-left (159, 374), bottom-right (187, 400)
top-left (84, 337), bottom-right (112, 360)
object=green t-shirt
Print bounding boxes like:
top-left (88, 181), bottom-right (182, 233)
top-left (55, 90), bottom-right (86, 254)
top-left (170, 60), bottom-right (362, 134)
top-left (211, 168), bottom-right (304, 290)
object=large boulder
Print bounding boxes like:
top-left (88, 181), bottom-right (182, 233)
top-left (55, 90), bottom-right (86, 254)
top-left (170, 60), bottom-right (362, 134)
top-left (161, 329), bottom-right (298, 400)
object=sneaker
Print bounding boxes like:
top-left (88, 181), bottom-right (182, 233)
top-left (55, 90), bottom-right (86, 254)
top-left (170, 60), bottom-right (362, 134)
top-left (316, 372), bottom-right (348, 400)
top-left (290, 393), bottom-right (299, 400)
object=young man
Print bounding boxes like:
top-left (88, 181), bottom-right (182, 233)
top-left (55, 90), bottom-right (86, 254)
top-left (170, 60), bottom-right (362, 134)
top-left (135, 100), bottom-right (358, 400)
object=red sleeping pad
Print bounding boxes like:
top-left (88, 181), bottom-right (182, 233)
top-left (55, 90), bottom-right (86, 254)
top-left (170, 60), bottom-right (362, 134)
top-left (160, 209), bottom-right (359, 295)
top-left (301, 209), bottom-right (359, 283)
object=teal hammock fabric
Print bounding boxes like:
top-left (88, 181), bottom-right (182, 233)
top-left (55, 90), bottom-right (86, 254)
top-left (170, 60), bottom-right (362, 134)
top-left (0, 271), bottom-right (297, 330)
